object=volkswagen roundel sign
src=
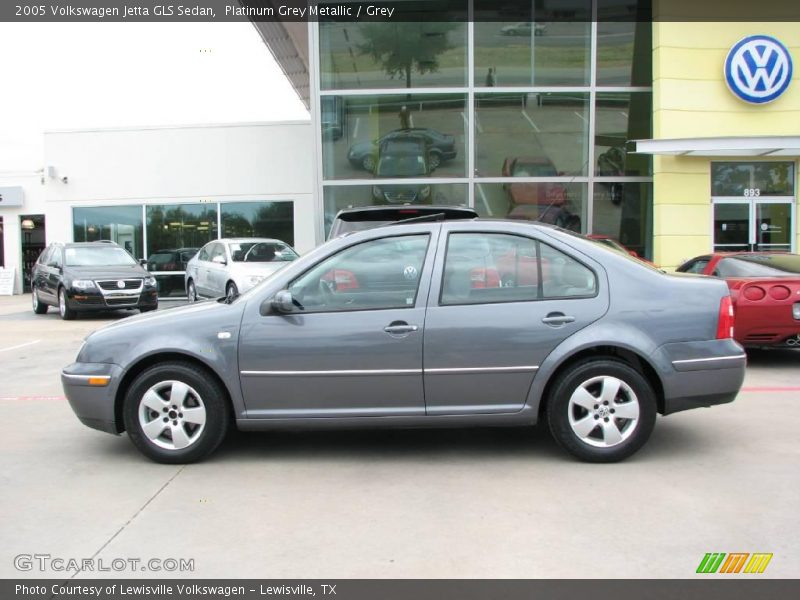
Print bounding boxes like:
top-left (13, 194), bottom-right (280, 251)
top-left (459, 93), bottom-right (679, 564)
top-left (724, 35), bottom-right (793, 104)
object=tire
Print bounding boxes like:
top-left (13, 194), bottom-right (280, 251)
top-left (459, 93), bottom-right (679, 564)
top-left (186, 279), bottom-right (197, 303)
top-left (58, 287), bottom-right (76, 320)
top-left (123, 361), bottom-right (231, 464)
top-left (32, 286), bottom-right (48, 314)
top-left (546, 359), bottom-right (657, 463)
top-left (362, 155), bottom-right (376, 172)
top-left (428, 152), bottom-right (442, 170)
top-left (226, 282), bottom-right (238, 302)
top-left (139, 307), bottom-right (157, 313)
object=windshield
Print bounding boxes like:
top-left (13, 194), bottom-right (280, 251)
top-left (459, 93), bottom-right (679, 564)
top-left (65, 246), bottom-right (137, 267)
top-left (376, 155), bottom-right (427, 177)
top-left (229, 242), bottom-right (298, 263)
top-left (717, 255), bottom-right (800, 277)
top-left (513, 162), bottom-right (556, 177)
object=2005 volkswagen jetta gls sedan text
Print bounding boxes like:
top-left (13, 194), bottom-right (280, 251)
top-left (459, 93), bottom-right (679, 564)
top-left (61, 220), bottom-right (746, 463)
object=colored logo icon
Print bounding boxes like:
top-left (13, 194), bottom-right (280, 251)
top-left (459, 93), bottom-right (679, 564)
top-left (725, 35), bottom-right (793, 104)
top-left (696, 552), bottom-right (773, 574)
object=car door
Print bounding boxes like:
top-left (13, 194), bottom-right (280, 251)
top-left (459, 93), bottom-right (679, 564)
top-left (46, 247), bottom-right (65, 301)
top-left (422, 225), bottom-right (609, 415)
top-left (32, 246), bottom-right (51, 300)
top-left (196, 242), bottom-right (219, 297)
top-left (237, 228), bottom-right (438, 418)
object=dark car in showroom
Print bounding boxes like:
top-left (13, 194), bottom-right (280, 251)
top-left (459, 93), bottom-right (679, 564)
top-left (32, 241), bottom-right (158, 320)
top-left (348, 128), bottom-right (457, 172)
top-left (146, 247), bottom-right (198, 297)
top-left (372, 137), bottom-right (434, 204)
top-left (677, 251), bottom-right (800, 347)
top-left (62, 220), bottom-right (744, 464)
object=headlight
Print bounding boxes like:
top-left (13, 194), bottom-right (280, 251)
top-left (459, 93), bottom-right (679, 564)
top-left (144, 276), bottom-right (157, 287)
top-left (72, 280), bottom-right (95, 289)
top-left (372, 186), bottom-right (383, 199)
top-left (247, 275), bottom-right (266, 286)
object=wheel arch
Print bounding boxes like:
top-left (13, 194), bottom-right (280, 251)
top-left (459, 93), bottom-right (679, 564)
top-left (536, 345), bottom-right (666, 421)
top-left (113, 352), bottom-right (234, 434)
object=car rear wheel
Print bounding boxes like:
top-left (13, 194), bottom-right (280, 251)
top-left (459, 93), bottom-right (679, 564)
top-left (186, 279), bottom-right (197, 303)
top-left (546, 359), bottom-right (656, 462)
top-left (123, 362), bottom-right (230, 463)
top-left (32, 286), bottom-right (48, 314)
top-left (58, 287), bottom-right (76, 320)
top-left (428, 152), bottom-right (442, 170)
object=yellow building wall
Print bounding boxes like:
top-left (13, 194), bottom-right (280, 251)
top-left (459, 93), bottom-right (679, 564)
top-left (651, 14), bottom-right (800, 269)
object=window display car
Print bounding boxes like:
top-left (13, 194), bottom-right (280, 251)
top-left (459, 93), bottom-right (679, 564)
top-left (348, 128), bottom-right (458, 172)
top-left (184, 238), bottom-right (298, 302)
top-left (372, 137), bottom-right (434, 204)
top-left (677, 251), bottom-right (800, 347)
top-left (32, 241), bottom-right (158, 320)
top-left (63, 220), bottom-right (744, 464)
top-left (146, 247), bottom-right (198, 296)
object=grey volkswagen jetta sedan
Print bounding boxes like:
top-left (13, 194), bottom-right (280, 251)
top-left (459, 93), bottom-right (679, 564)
top-left (62, 220), bottom-right (746, 463)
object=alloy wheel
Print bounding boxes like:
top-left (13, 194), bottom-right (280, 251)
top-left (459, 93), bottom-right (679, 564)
top-left (567, 375), bottom-right (640, 448)
top-left (138, 380), bottom-right (207, 451)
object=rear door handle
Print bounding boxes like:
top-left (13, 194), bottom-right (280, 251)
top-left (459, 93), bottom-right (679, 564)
top-left (384, 322), bottom-right (419, 335)
top-left (541, 313), bottom-right (575, 326)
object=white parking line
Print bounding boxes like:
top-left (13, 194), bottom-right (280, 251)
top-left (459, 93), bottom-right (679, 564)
top-left (620, 111), bottom-right (629, 118)
top-left (520, 110), bottom-right (540, 132)
top-left (476, 183), bottom-right (492, 216)
top-left (460, 111), bottom-right (468, 127)
top-left (574, 111), bottom-right (588, 123)
top-left (475, 115), bottom-right (483, 133)
top-left (0, 340), bottom-right (41, 353)
top-left (352, 117), bottom-right (360, 139)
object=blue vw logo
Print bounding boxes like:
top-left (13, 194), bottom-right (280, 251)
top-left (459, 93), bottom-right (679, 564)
top-left (725, 35), bottom-right (793, 104)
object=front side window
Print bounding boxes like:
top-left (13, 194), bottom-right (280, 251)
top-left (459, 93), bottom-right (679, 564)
top-left (288, 235), bottom-right (430, 313)
top-left (440, 233), bottom-right (596, 305)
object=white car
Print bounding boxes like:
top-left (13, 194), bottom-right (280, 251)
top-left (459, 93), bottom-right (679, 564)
top-left (184, 238), bottom-right (298, 302)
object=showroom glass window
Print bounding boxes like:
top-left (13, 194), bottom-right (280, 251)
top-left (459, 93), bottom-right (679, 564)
top-left (221, 201), bottom-right (295, 246)
top-left (146, 204), bottom-right (218, 254)
top-left (72, 206), bottom-right (144, 259)
top-left (315, 0), bottom-right (653, 260)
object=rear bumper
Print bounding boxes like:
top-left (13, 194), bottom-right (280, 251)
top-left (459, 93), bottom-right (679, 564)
top-left (657, 339), bottom-right (747, 416)
top-left (61, 362), bottom-right (123, 434)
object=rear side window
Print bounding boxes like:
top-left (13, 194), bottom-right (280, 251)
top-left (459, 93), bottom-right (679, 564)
top-left (677, 258), bottom-right (710, 274)
top-left (197, 245), bottom-right (210, 262)
top-left (38, 246), bottom-right (53, 265)
top-left (440, 233), bottom-right (596, 305)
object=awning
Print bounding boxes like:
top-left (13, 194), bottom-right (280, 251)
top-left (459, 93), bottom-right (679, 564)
top-left (632, 136), bottom-right (800, 157)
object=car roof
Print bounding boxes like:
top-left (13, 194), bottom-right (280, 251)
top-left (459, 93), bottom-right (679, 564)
top-left (216, 238), bottom-right (287, 244)
top-left (61, 241), bottom-right (121, 249)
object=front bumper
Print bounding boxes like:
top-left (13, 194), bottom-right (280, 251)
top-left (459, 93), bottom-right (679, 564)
top-left (658, 339), bottom-right (747, 415)
top-left (62, 362), bottom-right (124, 434)
top-left (66, 287), bottom-right (158, 311)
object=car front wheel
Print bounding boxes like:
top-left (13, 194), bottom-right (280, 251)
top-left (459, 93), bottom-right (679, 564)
top-left (58, 287), bottom-right (76, 320)
top-left (186, 279), bottom-right (197, 303)
top-left (546, 359), bottom-right (656, 462)
top-left (123, 362), bottom-right (230, 463)
top-left (32, 286), bottom-right (48, 314)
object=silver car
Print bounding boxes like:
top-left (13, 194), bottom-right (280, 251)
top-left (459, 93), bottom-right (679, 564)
top-left (62, 220), bottom-right (745, 464)
top-left (184, 238), bottom-right (298, 301)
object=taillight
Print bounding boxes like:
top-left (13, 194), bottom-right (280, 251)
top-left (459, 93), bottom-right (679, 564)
top-left (716, 295), bottom-right (735, 339)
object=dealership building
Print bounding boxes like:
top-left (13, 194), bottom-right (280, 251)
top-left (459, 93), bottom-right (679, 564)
top-left (1, 0), bottom-right (799, 294)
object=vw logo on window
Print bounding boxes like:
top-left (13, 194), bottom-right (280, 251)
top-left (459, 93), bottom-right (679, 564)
top-left (724, 35), bottom-right (793, 104)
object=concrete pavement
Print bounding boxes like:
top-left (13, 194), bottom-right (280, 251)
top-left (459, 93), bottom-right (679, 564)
top-left (0, 293), bottom-right (797, 579)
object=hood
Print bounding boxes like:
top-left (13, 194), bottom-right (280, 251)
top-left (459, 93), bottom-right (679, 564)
top-left (229, 262), bottom-right (290, 277)
top-left (66, 264), bottom-right (149, 279)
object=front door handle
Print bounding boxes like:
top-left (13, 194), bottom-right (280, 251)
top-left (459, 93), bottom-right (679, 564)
top-left (384, 321), bottom-right (419, 335)
top-left (542, 313), bottom-right (575, 326)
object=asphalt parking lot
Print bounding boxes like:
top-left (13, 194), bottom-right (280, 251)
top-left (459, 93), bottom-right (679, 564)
top-left (0, 293), bottom-right (798, 579)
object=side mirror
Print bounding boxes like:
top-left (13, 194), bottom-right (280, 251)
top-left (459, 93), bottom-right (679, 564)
top-left (212, 255), bottom-right (227, 265)
top-left (269, 290), bottom-right (295, 314)
top-left (138, 258), bottom-right (147, 266)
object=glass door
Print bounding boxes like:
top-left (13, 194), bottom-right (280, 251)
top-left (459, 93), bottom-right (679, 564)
top-left (711, 162), bottom-right (795, 253)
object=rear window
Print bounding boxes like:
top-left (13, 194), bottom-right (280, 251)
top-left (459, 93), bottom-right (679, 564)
top-left (328, 208), bottom-right (478, 239)
top-left (716, 255), bottom-right (800, 277)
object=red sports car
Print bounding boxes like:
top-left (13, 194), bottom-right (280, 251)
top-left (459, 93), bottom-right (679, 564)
top-left (677, 252), bottom-right (800, 347)
top-left (587, 234), bottom-right (656, 266)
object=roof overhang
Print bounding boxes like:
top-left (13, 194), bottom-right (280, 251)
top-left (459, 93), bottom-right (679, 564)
top-left (250, 17), bottom-right (309, 109)
top-left (633, 136), bottom-right (800, 157)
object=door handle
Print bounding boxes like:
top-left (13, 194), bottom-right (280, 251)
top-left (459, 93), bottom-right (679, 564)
top-left (541, 313), bottom-right (575, 326)
top-left (384, 322), bottom-right (419, 335)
